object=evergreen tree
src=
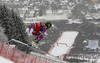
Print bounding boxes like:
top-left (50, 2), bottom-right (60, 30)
top-left (11, 10), bottom-right (28, 43)
top-left (0, 5), bottom-right (13, 40)
top-left (0, 5), bottom-right (31, 53)
top-left (0, 5), bottom-right (29, 44)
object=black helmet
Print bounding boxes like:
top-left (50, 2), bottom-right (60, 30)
top-left (45, 21), bottom-right (52, 29)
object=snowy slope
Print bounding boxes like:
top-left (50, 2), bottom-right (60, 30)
top-left (0, 56), bottom-right (14, 63)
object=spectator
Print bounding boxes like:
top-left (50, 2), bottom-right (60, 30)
top-left (38, 3), bottom-right (47, 16)
top-left (51, 2), bottom-right (58, 14)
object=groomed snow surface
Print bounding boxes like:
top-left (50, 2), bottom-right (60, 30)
top-left (48, 31), bottom-right (79, 56)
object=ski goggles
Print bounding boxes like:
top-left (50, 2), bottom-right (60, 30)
top-left (47, 23), bottom-right (51, 28)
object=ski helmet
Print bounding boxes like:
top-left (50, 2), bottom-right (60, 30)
top-left (45, 21), bottom-right (52, 29)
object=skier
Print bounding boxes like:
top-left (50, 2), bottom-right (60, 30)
top-left (29, 21), bottom-right (52, 48)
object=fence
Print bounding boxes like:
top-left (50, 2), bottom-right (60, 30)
top-left (0, 39), bottom-right (67, 63)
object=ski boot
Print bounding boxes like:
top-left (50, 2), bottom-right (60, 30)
top-left (31, 40), bottom-right (39, 48)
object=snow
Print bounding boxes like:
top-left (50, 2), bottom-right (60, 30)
top-left (48, 31), bottom-right (79, 56)
top-left (88, 40), bottom-right (99, 49)
top-left (0, 56), bottom-right (14, 63)
top-left (23, 14), bottom-right (67, 23)
top-left (97, 59), bottom-right (100, 63)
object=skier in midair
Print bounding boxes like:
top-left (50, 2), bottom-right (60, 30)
top-left (29, 21), bottom-right (52, 48)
